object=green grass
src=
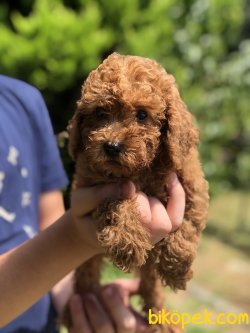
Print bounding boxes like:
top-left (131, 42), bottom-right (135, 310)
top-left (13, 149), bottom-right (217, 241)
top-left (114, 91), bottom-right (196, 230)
top-left (101, 258), bottom-right (131, 282)
top-left (208, 191), bottom-right (250, 228)
top-left (207, 191), bottom-right (250, 252)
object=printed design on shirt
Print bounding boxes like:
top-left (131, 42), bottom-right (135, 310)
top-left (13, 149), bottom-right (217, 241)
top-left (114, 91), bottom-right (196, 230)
top-left (7, 145), bottom-right (19, 166)
top-left (0, 145), bottom-right (31, 224)
top-left (21, 191), bottom-right (32, 207)
top-left (0, 171), bottom-right (5, 193)
top-left (0, 206), bottom-right (16, 223)
top-left (21, 167), bottom-right (28, 178)
top-left (22, 224), bottom-right (36, 238)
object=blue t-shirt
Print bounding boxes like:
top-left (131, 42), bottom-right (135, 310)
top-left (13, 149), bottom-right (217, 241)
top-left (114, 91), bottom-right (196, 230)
top-left (0, 75), bottom-right (68, 333)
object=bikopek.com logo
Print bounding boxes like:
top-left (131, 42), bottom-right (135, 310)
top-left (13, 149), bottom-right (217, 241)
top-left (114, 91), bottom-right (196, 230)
top-left (148, 309), bottom-right (249, 330)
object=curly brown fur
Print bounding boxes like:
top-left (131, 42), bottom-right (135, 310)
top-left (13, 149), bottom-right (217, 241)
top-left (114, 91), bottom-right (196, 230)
top-left (63, 53), bottom-right (209, 332)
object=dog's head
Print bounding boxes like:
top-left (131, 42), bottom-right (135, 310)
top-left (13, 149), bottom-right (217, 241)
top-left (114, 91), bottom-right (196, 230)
top-left (69, 53), bottom-right (199, 178)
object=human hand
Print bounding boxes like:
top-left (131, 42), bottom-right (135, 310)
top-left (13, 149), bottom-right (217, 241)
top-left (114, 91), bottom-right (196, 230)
top-left (135, 172), bottom-right (185, 244)
top-left (68, 279), bottom-right (151, 333)
top-left (69, 173), bottom-right (185, 254)
top-left (69, 182), bottom-right (135, 254)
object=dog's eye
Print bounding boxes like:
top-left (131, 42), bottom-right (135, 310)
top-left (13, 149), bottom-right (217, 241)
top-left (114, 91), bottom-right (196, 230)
top-left (95, 107), bottom-right (108, 119)
top-left (136, 109), bottom-right (148, 121)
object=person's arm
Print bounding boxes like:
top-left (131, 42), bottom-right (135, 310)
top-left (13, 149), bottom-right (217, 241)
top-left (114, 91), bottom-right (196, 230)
top-left (0, 177), bottom-right (184, 328)
top-left (39, 189), bottom-right (75, 315)
top-left (0, 211), bottom-right (87, 327)
top-left (0, 183), bottom-right (127, 327)
top-left (39, 190), bottom-right (65, 231)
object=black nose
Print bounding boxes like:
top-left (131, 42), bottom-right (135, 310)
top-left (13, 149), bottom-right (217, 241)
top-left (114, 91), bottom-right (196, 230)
top-left (103, 142), bottom-right (122, 157)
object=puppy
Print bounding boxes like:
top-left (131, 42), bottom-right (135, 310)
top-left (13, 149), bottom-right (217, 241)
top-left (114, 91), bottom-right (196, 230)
top-left (64, 53), bottom-right (209, 333)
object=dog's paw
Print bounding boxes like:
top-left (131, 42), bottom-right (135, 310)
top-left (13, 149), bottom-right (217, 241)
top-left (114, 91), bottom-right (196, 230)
top-left (95, 199), bottom-right (152, 271)
top-left (97, 224), bottom-right (151, 271)
top-left (152, 234), bottom-right (195, 290)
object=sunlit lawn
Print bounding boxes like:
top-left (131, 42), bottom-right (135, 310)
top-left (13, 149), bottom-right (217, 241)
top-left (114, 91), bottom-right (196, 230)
top-left (207, 191), bottom-right (250, 251)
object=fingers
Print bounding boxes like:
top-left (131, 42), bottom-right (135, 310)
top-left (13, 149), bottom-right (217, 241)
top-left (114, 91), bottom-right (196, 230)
top-left (111, 279), bottom-right (140, 298)
top-left (83, 294), bottom-right (115, 333)
top-left (71, 173), bottom-right (184, 252)
top-left (101, 279), bottom-right (139, 307)
top-left (70, 293), bottom-right (115, 333)
top-left (166, 173), bottom-right (185, 231)
top-left (71, 181), bottom-right (136, 217)
top-left (69, 294), bottom-right (92, 333)
top-left (148, 197), bottom-right (172, 243)
top-left (101, 283), bottom-right (152, 333)
top-left (134, 192), bottom-right (152, 224)
top-left (135, 193), bottom-right (169, 243)
top-left (134, 173), bottom-right (185, 243)
top-left (69, 288), bottom-right (148, 333)
top-left (71, 184), bottom-right (119, 217)
top-left (131, 310), bottom-right (152, 333)
top-left (101, 285), bottom-right (136, 333)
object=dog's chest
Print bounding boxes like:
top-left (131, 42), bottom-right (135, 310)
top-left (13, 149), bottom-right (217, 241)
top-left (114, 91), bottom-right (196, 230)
top-left (75, 154), bottom-right (170, 204)
top-left (134, 172), bottom-right (169, 205)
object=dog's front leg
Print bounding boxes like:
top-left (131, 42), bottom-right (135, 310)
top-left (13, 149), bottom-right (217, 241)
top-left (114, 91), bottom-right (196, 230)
top-left (93, 198), bottom-right (152, 272)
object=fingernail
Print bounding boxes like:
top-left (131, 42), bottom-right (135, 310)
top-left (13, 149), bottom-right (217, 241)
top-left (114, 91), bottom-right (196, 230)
top-left (168, 172), bottom-right (179, 188)
top-left (122, 316), bottom-right (136, 330)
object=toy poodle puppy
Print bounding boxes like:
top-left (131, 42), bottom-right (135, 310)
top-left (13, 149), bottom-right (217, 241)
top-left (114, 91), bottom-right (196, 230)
top-left (64, 53), bottom-right (209, 333)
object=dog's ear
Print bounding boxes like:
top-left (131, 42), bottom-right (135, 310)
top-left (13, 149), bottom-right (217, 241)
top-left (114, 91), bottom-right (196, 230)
top-left (67, 110), bottom-right (84, 161)
top-left (162, 78), bottom-right (199, 170)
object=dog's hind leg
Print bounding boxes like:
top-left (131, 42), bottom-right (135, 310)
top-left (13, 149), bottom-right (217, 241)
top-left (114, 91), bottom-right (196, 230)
top-left (139, 255), bottom-right (165, 312)
top-left (139, 254), bottom-right (182, 333)
top-left (74, 254), bottom-right (103, 294)
top-left (61, 254), bottom-right (103, 327)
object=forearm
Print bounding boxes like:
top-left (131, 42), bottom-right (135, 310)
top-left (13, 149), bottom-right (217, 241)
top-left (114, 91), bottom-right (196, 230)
top-left (0, 211), bottom-right (95, 327)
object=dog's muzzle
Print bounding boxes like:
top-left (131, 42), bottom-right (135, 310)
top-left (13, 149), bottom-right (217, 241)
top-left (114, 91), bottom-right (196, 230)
top-left (103, 141), bottom-right (123, 158)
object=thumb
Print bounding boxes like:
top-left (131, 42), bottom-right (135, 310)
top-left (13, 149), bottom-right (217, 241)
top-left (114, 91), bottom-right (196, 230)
top-left (71, 181), bottom-right (136, 217)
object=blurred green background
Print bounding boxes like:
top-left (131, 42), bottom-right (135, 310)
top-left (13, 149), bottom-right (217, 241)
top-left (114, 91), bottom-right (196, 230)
top-left (0, 0), bottom-right (249, 332)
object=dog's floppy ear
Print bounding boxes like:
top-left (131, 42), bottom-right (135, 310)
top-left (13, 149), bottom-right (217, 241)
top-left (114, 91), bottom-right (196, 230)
top-left (67, 110), bottom-right (84, 161)
top-left (163, 77), bottom-right (199, 170)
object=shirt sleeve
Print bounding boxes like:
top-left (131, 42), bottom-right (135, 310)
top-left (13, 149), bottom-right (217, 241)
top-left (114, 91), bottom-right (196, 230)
top-left (0, 75), bottom-right (69, 193)
top-left (31, 90), bottom-right (69, 193)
